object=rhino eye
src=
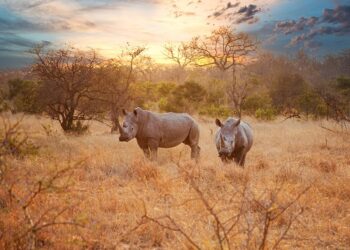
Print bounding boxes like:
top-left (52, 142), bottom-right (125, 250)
top-left (123, 124), bottom-right (127, 128)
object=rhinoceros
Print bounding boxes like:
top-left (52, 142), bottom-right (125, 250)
top-left (215, 117), bottom-right (253, 166)
top-left (118, 107), bottom-right (200, 160)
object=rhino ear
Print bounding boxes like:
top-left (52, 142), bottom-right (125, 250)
top-left (215, 118), bottom-right (222, 127)
top-left (235, 119), bottom-right (241, 127)
top-left (122, 109), bottom-right (127, 115)
top-left (133, 109), bottom-right (138, 116)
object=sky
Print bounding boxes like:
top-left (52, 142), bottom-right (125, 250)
top-left (0, 0), bottom-right (349, 68)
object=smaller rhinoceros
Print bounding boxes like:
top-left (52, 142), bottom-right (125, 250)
top-left (215, 117), bottom-right (253, 166)
top-left (118, 107), bottom-right (200, 160)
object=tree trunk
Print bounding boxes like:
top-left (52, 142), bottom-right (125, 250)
top-left (59, 106), bottom-right (75, 132)
top-left (110, 105), bottom-right (120, 133)
top-left (230, 64), bottom-right (242, 117)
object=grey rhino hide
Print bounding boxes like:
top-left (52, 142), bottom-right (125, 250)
top-left (215, 117), bottom-right (253, 166)
top-left (119, 107), bottom-right (200, 160)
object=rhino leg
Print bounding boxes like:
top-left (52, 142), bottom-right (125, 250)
top-left (227, 153), bottom-right (235, 161)
top-left (238, 153), bottom-right (246, 167)
top-left (142, 148), bottom-right (151, 159)
top-left (190, 145), bottom-right (200, 161)
top-left (233, 147), bottom-right (246, 166)
top-left (234, 147), bottom-right (246, 167)
top-left (220, 155), bottom-right (230, 163)
top-left (142, 147), bottom-right (157, 161)
top-left (184, 123), bottom-right (200, 160)
top-left (147, 139), bottom-right (159, 161)
top-left (150, 148), bottom-right (158, 161)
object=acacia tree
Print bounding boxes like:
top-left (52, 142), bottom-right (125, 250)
top-left (32, 45), bottom-right (102, 131)
top-left (137, 55), bottom-right (158, 83)
top-left (163, 42), bottom-right (194, 83)
top-left (190, 26), bottom-right (257, 116)
top-left (95, 46), bottom-right (146, 132)
top-left (163, 42), bottom-right (194, 68)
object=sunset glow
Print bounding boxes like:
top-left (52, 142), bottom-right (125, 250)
top-left (0, 0), bottom-right (350, 67)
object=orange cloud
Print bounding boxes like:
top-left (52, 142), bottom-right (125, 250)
top-left (3, 0), bottom-right (280, 62)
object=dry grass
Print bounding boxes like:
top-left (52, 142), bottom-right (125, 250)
top-left (1, 114), bottom-right (350, 249)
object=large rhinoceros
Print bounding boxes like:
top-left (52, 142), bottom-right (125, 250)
top-left (215, 117), bottom-right (253, 166)
top-left (118, 107), bottom-right (200, 160)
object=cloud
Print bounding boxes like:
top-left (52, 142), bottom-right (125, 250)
top-left (323, 5), bottom-right (350, 25)
top-left (275, 17), bottom-right (319, 34)
top-left (0, 54), bottom-right (34, 69)
top-left (209, 1), bottom-right (240, 18)
top-left (0, 32), bottom-right (36, 49)
top-left (3, 0), bottom-right (98, 32)
top-left (0, 0), bottom-right (280, 68)
top-left (0, 16), bottom-right (46, 32)
top-left (275, 5), bottom-right (350, 47)
top-left (208, 2), bottom-right (262, 25)
top-left (3, 0), bottom-right (53, 11)
top-left (304, 40), bottom-right (322, 49)
top-left (0, 31), bottom-right (51, 52)
top-left (235, 4), bottom-right (260, 24)
top-left (174, 11), bottom-right (196, 18)
top-left (0, 30), bottom-right (52, 68)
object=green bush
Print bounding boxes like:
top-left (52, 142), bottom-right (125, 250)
top-left (159, 81), bottom-right (206, 113)
top-left (157, 82), bottom-right (176, 97)
top-left (173, 81), bottom-right (206, 103)
top-left (255, 108), bottom-right (277, 121)
top-left (243, 94), bottom-right (273, 114)
top-left (7, 79), bottom-right (42, 113)
top-left (130, 82), bottom-right (159, 108)
top-left (158, 97), bottom-right (174, 112)
top-left (297, 90), bottom-right (328, 118)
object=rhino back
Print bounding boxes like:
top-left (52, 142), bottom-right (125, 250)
top-left (138, 111), bottom-right (195, 148)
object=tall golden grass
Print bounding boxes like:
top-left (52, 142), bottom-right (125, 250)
top-left (1, 114), bottom-right (349, 249)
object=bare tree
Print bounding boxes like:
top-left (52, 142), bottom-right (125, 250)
top-left (0, 115), bottom-right (84, 249)
top-left (229, 69), bottom-right (257, 117)
top-left (137, 55), bottom-right (158, 83)
top-left (163, 42), bottom-right (194, 69)
top-left (163, 42), bottom-right (195, 83)
top-left (190, 26), bottom-right (257, 116)
top-left (31, 45), bottom-right (101, 131)
top-left (317, 86), bottom-right (350, 123)
top-left (130, 162), bottom-right (310, 250)
top-left (95, 46), bottom-right (146, 132)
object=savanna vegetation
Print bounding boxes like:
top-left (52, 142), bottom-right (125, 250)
top-left (1, 27), bottom-right (349, 131)
top-left (0, 26), bottom-right (349, 249)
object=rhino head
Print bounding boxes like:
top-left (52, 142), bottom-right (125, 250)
top-left (118, 108), bottom-right (139, 142)
top-left (215, 118), bottom-right (240, 157)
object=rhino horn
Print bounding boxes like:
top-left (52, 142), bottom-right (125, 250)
top-left (220, 134), bottom-right (225, 148)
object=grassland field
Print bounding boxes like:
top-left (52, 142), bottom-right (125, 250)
top-left (1, 114), bottom-right (349, 249)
